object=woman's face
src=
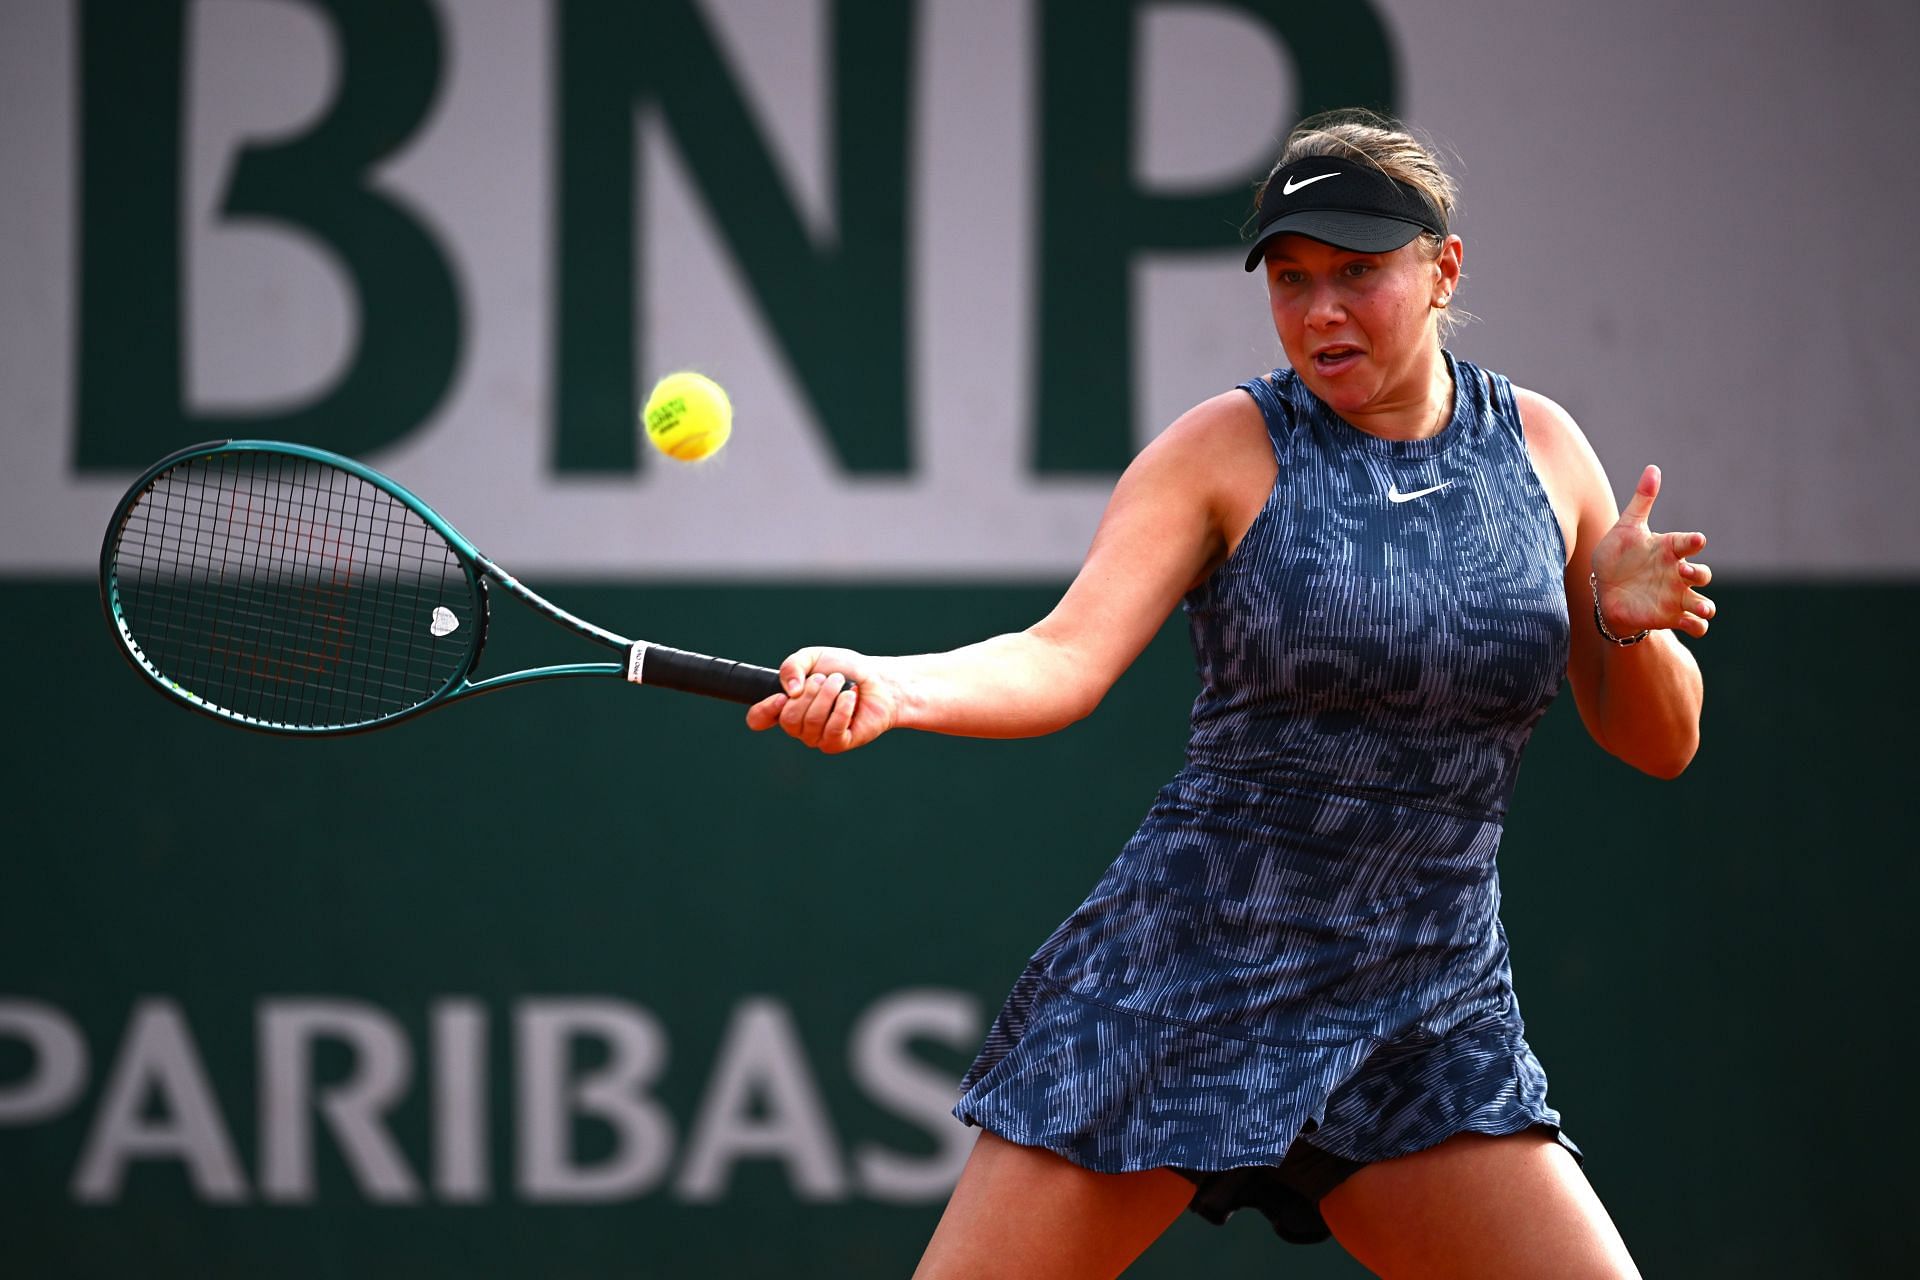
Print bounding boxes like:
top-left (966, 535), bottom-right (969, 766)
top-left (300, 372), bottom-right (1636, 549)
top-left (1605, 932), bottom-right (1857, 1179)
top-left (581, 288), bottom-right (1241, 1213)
top-left (1262, 232), bottom-right (1462, 418)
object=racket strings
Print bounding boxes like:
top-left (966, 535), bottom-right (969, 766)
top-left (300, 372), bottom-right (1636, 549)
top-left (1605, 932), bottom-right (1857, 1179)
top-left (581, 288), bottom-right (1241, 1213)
top-left (110, 452), bottom-right (478, 729)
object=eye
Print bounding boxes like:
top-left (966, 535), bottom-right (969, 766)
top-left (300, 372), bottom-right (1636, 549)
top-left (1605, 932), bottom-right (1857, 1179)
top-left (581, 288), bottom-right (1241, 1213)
top-left (1343, 261), bottom-right (1372, 278)
top-left (1274, 269), bottom-right (1306, 286)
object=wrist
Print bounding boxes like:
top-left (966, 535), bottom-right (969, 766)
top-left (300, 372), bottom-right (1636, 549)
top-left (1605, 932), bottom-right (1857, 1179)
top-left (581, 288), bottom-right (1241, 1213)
top-left (879, 658), bottom-right (927, 730)
top-left (1588, 572), bottom-right (1649, 647)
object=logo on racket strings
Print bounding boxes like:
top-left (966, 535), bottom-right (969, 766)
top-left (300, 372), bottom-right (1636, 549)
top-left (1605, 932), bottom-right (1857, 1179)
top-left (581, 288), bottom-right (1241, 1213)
top-left (429, 606), bottom-right (460, 637)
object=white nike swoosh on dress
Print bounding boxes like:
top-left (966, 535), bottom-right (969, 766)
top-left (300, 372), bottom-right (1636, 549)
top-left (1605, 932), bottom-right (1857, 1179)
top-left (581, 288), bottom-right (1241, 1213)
top-left (1387, 482), bottom-right (1451, 504)
top-left (1282, 172), bottom-right (1339, 195)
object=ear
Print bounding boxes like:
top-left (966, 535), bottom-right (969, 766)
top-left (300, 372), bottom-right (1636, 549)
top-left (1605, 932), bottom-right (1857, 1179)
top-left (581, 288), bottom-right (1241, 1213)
top-left (1433, 234), bottom-right (1464, 306)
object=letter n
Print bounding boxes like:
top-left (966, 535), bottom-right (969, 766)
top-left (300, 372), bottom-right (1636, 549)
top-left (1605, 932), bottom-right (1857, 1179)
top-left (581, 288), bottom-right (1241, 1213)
top-left (553, 0), bottom-right (913, 473)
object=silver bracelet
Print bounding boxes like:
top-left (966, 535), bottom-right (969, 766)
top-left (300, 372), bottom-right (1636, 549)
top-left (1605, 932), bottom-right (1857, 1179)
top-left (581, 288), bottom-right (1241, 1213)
top-left (1589, 573), bottom-right (1649, 646)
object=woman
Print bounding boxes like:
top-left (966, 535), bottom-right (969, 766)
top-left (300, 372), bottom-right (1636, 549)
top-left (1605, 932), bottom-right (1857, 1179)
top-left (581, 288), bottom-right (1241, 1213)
top-left (748, 109), bottom-right (1710, 1279)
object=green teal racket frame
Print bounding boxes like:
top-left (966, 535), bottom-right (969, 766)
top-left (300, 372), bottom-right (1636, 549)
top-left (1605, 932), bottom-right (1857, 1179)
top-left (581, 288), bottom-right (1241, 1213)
top-left (101, 439), bottom-right (784, 736)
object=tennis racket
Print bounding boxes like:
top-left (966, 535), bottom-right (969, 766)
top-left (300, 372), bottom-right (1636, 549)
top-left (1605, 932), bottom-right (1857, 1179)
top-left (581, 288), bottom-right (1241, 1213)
top-left (100, 439), bottom-right (786, 735)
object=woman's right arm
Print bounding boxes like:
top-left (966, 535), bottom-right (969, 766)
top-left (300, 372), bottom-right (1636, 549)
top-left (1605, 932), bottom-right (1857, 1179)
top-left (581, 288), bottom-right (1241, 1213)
top-left (745, 389), bottom-right (1274, 754)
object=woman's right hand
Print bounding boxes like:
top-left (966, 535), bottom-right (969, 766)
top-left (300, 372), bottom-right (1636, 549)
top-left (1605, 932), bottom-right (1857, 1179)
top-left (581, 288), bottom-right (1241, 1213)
top-left (746, 646), bottom-right (898, 754)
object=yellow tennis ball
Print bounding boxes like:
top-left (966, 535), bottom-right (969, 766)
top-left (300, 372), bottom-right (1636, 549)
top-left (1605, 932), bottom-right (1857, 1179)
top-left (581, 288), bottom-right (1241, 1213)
top-left (643, 371), bottom-right (733, 462)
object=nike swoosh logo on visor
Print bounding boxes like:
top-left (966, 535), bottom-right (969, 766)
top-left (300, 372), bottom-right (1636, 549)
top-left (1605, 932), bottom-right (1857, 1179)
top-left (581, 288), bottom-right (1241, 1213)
top-left (1387, 482), bottom-right (1451, 504)
top-left (1282, 173), bottom-right (1339, 195)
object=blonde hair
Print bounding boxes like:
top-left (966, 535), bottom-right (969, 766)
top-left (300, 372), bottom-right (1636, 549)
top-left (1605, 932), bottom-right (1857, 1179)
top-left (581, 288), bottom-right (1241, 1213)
top-left (1259, 108), bottom-right (1469, 341)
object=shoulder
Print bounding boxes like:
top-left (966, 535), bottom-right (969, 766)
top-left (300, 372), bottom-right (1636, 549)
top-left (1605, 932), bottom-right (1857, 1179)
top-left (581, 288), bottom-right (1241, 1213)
top-left (1117, 387), bottom-right (1277, 551)
top-left (1134, 386), bottom-right (1272, 477)
top-left (1511, 385), bottom-right (1602, 475)
top-left (1510, 385), bottom-right (1612, 546)
top-left (1511, 384), bottom-right (1575, 434)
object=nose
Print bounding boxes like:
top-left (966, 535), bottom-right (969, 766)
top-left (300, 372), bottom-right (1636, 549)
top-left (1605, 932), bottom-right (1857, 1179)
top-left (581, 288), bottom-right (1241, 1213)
top-left (1304, 279), bottom-right (1345, 329)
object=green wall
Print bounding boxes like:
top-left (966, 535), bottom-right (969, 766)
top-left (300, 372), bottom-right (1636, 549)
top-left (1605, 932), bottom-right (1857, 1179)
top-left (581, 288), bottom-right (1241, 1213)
top-left (2, 580), bottom-right (1911, 1277)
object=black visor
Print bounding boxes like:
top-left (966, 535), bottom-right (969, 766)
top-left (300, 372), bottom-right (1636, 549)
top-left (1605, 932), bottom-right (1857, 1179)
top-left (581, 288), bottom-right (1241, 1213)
top-left (1244, 155), bottom-right (1446, 270)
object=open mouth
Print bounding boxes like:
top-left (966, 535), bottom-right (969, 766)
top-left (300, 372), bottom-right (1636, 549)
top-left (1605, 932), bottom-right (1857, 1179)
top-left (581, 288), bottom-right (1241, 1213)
top-left (1311, 345), bottom-right (1363, 374)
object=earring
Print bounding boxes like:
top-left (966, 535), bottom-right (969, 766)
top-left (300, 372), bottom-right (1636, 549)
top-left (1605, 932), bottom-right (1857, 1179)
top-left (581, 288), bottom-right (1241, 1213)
top-left (1435, 295), bottom-right (1451, 309)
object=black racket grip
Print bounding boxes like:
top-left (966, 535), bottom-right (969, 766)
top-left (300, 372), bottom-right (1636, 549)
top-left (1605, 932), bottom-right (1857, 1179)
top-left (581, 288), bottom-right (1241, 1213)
top-left (629, 643), bottom-right (785, 704)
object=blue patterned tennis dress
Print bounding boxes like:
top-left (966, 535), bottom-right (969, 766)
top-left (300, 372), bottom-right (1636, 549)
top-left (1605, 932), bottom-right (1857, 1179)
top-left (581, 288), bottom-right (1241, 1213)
top-left (953, 353), bottom-right (1577, 1243)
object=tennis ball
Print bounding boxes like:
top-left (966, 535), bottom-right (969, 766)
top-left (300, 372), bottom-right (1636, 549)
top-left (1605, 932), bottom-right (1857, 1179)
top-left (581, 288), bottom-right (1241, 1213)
top-left (643, 371), bottom-right (733, 462)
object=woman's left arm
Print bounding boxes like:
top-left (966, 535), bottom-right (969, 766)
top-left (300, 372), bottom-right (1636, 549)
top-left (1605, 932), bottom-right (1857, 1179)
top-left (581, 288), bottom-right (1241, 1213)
top-left (1517, 389), bottom-right (1712, 778)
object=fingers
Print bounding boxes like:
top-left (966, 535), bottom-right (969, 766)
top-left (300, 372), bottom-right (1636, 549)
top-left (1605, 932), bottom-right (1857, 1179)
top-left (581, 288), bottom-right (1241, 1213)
top-left (752, 647), bottom-right (837, 740)
top-left (1676, 544), bottom-right (1714, 626)
top-left (1618, 464), bottom-right (1661, 527)
top-left (800, 671), bottom-right (849, 742)
top-left (1665, 528), bottom-right (1717, 633)
top-left (779, 647), bottom-right (825, 696)
top-left (1672, 566), bottom-right (1716, 634)
top-left (778, 673), bottom-right (821, 738)
top-left (1665, 529), bottom-right (1707, 560)
top-left (767, 670), bottom-right (861, 751)
top-left (745, 692), bottom-right (786, 732)
top-left (747, 645), bottom-right (879, 752)
top-left (750, 647), bottom-right (825, 735)
top-left (821, 683), bottom-right (861, 754)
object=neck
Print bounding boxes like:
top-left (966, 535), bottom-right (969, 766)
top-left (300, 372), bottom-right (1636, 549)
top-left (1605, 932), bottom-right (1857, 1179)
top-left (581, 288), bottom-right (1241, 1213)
top-left (1341, 345), bottom-right (1453, 442)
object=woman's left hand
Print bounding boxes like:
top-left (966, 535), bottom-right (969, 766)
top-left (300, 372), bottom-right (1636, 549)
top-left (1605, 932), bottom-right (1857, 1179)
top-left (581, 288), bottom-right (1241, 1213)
top-left (1591, 464), bottom-right (1716, 638)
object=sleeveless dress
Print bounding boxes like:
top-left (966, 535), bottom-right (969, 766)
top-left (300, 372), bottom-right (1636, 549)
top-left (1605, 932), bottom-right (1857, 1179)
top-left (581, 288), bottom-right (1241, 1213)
top-left (952, 353), bottom-right (1577, 1243)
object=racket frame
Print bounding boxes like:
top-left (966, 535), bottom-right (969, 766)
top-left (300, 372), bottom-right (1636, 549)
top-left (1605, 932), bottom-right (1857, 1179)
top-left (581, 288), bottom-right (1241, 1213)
top-left (99, 439), bottom-right (693, 736)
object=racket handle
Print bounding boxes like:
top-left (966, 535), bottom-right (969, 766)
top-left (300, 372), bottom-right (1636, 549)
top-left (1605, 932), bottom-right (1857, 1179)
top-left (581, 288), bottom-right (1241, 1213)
top-left (628, 643), bottom-right (785, 704)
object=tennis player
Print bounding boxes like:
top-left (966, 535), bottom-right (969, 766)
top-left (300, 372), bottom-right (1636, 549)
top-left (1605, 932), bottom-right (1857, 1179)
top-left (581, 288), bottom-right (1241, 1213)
top-left (749, 108), bottom-right (1709, 1279)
